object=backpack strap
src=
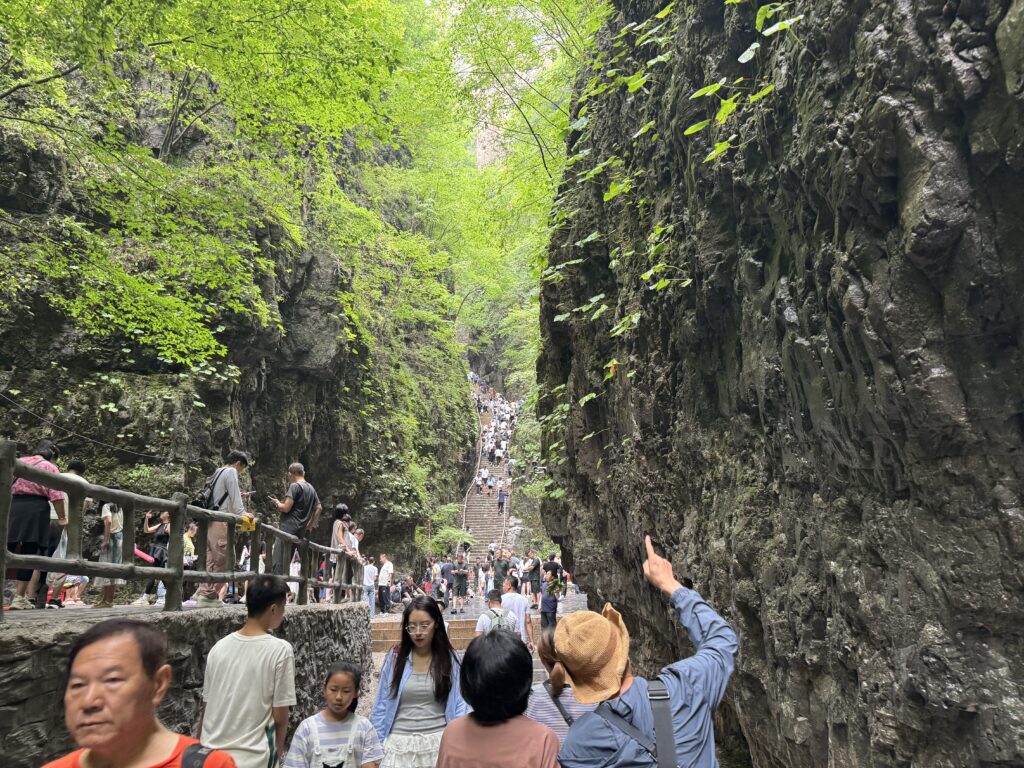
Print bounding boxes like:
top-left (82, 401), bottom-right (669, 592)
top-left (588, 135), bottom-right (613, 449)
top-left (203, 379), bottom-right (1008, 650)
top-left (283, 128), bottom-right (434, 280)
top-left (594, 703), bottom-right (657, 760)
top-left (210, 468), bottom-right (229, 510)
top-left (543, 680), bottom-right (574, 726)
top-left (648, 678), bottom-right (676, 768)
top-left (181, 743), bottom-right (214, 768)
top-left (593, 678), bottom-right (677, 768)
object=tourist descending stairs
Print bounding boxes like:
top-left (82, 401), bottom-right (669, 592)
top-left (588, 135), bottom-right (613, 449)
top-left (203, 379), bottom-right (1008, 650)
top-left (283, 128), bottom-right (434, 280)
top-left (461, 394), bottom-right (516, 562)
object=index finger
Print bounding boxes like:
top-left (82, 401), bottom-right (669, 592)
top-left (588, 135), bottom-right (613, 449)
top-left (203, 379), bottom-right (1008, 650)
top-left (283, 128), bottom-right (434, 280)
top-left (644, 534), bottom-right (655, 559)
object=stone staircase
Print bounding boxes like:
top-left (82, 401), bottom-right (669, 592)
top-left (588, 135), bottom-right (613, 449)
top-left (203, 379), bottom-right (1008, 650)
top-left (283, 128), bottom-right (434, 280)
top-left (462, 412), bottom-right (514, 561)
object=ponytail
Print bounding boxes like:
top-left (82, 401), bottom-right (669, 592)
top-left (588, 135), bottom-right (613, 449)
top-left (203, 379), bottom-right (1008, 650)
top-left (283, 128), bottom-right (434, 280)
top-left (549, 661), bottom-right (567, 697)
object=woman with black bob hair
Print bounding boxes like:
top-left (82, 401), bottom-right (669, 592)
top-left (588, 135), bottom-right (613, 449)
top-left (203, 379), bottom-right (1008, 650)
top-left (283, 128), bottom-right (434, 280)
top-left (370, 595), bottom-right (468, 767)
top-left (435, 630), bottom-right (559, 768)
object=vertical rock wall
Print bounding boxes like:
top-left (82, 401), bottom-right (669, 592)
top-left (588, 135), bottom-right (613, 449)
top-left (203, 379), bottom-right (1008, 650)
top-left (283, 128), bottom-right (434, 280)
top-left (0, 603), bottom-right (371, 768)
top-left (538, 0), bottom-right (1023, 766)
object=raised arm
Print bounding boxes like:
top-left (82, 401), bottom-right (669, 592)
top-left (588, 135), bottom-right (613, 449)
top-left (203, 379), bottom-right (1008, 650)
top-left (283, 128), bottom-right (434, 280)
top-left (643, 535), bottom-right (737, 708)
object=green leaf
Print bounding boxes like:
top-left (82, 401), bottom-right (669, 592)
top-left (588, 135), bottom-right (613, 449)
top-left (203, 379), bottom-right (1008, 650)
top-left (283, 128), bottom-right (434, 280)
top-left (756, 2), bottom-right (787, 31)
top-left (653, 278), bottom-right (671, 290)
top-left (749, 84), bottom-right (776, 103)
top-left (654, 2), bottom-right (675, 19)
top-left (626, 72), bottom-right (650, 92)
top-left (7, 389), bottom-right (20, 396)
top-left (591, 304), bottom-right (609, 320)
top-left (575, 231), bottom-right (602, 246)
top-left (578, 392), bottom-right (598, 407)
top-left (684, 119), bottom-right (711, 135)
top-left (715, 95), bottom-right (740, 124)
top-left (763, 14), bottom-right (804, 36)
top-left (554, 313), bottom-right (571, 322)
top-left (604, 180), bottom-right (631, 201)
top-left (704, 136), bottom-right (736, 162)
top-left (738, 42), bottom-right (760, 62)
top-left (633, 120), bottom-right (657, 138)
top-left (569, 115), bottom-right (590, 131)
top-left (690, 79), bottom-right (726, 99)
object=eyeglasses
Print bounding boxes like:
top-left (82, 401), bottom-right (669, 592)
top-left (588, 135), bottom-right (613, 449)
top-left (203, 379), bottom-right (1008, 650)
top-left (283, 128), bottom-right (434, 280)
top-left (406, 622), bottom-right (435, 635)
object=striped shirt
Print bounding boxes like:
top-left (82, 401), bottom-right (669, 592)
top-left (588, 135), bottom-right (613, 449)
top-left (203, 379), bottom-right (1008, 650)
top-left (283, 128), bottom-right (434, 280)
top-left (524, 683), bottom-right (597, 746)
top-left (283, 712), bottom-right (383, 768)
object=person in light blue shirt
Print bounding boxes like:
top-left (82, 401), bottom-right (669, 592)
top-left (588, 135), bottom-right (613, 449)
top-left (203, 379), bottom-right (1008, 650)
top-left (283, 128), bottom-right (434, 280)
top-left (554, 535), bottom-right (738, 768)
top-left (370, 596), bottom-right (469, 766)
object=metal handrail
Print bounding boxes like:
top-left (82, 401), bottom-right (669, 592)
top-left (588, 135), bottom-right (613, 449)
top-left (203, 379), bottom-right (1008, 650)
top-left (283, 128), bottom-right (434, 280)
top-left (0, 441), bottom-right (363, 622)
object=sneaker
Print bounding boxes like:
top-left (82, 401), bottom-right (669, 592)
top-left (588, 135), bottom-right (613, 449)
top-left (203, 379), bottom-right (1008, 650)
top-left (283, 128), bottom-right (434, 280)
top-left (195, 596), bottom-right (224, 608)
top-left (183, 600), bottom-right (198, 607)
top-left (9, 595), bottom-right (34, 610)
top-left (46, 599), bottom-right (63, 609)
top-left (153, 598), bottom-right (165, 607)
top-left (91, 600), bottom-right (113, 609)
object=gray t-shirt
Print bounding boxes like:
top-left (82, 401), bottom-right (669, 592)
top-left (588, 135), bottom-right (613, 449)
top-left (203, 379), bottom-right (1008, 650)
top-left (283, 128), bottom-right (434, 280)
top-left (282, 481), bottom-right (320, 535)
top-left (210, 467), bottom-right (245, 516)
top-left (391, 672), bottom-right (446, 734)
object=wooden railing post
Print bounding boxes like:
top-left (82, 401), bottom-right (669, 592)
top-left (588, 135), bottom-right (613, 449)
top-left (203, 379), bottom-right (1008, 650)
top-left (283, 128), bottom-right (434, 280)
top-left (0, 441), bottom-right (15, 624)
top-left (122, 499), bottom-right (136, 564)
top-left (65, 484), bottom-right (85, 561)
top-left (225, 522), bottom-right (236, 599)
top-left (195, 518), bottom-right (208, 571)
top-left (297, 541), bottom-right (309, 605)
top-left (164, 493), bottom-right (186, 611)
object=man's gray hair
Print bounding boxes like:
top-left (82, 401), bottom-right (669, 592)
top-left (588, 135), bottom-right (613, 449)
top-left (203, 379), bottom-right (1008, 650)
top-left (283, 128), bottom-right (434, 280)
top-left (287, 462), bottom-right (305, 476)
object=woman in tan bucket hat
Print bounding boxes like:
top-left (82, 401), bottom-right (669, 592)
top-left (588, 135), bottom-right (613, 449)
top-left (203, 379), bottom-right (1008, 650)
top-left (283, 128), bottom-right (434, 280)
top-left (553, 536), bottom-right (737, 768)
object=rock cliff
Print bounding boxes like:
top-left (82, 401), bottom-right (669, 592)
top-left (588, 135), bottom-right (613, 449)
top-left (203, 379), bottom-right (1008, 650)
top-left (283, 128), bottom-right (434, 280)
top-left (538, 0), bottom-right (1024, 766)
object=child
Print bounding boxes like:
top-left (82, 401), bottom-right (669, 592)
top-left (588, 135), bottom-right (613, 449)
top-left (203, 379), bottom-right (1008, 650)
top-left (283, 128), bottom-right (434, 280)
top-left (284, 661), bottom-right (383, 768)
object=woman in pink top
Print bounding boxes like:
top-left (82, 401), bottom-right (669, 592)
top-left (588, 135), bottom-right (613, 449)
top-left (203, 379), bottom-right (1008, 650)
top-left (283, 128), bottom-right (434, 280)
top-left (7, 440), bottom-right (67, 610)
top-left (436, 629), bottom-right (559, 768)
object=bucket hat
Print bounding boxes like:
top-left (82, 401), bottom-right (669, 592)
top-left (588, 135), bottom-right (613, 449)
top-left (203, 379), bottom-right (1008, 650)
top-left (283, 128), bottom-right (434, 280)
top-left (553, 602), bottom-right (630, 704)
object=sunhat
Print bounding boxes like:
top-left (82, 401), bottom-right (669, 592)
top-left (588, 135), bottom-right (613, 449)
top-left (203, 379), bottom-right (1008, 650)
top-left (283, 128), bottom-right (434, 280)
top-left (553, 602), bottom-right (630, 704)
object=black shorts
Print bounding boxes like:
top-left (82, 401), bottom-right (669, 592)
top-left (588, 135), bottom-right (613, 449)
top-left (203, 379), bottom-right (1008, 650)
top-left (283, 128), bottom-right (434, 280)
top-left (453, 579), bottom-right (467, 597)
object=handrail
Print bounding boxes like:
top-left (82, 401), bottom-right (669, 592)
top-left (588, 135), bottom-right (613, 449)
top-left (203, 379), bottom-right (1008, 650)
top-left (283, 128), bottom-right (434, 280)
top-left (0, 440), bottom-right (363, 622)
top-left (461, 405), bottom-right (488, 532)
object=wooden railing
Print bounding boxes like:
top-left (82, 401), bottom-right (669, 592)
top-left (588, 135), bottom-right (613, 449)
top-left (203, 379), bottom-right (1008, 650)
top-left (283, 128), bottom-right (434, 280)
top-left (0, 441), bottom-right (363, 622)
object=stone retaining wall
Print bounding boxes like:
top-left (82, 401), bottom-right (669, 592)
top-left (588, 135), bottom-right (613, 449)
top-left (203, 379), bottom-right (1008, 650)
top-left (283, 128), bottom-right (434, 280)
top-left (0, 603), bottom-right (371, 768)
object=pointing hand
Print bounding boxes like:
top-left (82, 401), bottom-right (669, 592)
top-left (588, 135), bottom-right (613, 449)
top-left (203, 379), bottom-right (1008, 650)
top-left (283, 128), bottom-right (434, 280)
top-left (642, 535), bottom-right (684, 597)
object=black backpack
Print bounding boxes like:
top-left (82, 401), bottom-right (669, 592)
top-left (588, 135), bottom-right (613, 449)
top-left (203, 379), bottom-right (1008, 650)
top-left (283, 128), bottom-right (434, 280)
top-left (191, 468), bottom-right (229, 510)
top-left (182, 744), bottom-right (215, 768)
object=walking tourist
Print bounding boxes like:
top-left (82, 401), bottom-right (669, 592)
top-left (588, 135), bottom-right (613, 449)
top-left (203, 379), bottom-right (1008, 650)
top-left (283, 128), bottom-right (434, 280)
top-left (491, 549), bottom-right (509, 588)
top-left (378, 553), bottom-right (394, 614)
top-left (496, 489), bottom-right (507, 515)
top-left (196, 451), bottom-right (250, 607)
top-left (135, 510), bottom-right (170, 606)
top-left (451, 553), bottom-right (469, 614)
top-left (370, 596), bottom-right (469, 767)
top-left (436, 630), bottom-right (559, 768)
top-left (363, 556), bottom-right (379, 618)
top-left (539, 568), bottom-right (558, 629)
top-left (554, 536), bottom-right (738, 768)
top-left (526, 549), bottom-right (543, 609)
top-left (439, 555), bottom-right (454, 607)
top-left (524, 628), bottom-right (596, 745)
top-left (474, 589), bottom-right (518, 637)
top-left (6, 439), bottom-right (66, 610)
top-left (270, 462), bottom-right (322, 575)
top-left (92, 493), bottom-right (125, 609)
top-left (283, 660), bottom-right (383, 768)
top-left (199, 575), bottom-right (296, 768)
top-left (35, 457), bottom-right (85, 608)
top-left (44, 619), bottom-right (235, 768)
top-left (501, 576), bottom-right (535, 651)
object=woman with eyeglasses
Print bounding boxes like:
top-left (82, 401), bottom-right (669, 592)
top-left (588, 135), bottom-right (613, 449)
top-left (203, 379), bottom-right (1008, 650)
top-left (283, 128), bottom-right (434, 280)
top-left (370, 595), bottom-right (469, 767)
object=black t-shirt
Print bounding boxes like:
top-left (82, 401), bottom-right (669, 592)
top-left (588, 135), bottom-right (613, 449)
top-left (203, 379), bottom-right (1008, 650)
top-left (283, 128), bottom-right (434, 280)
top-left (529, 557), bottom-right (543, 583)
top-left (452, 561), bottom-right (469, 583)
top-left (282, 481), bottom-right (320, 535)
top-left (492, 558), bottom-right (509, 583)
top-left (440, 561), bottom-right (454, 583)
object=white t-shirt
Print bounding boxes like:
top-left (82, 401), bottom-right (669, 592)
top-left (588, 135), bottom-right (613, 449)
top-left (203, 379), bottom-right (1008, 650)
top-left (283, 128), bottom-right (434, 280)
top-left (363, 563), bottom-right (378, 587)
top-left (475, 606), bottom-right (520, 635)
top-left (501, 592), bottom-right (531, 644)
top-left (379, 561), bottom-right (394, 586)
top-left (201, 632), bottom-right (297, 768)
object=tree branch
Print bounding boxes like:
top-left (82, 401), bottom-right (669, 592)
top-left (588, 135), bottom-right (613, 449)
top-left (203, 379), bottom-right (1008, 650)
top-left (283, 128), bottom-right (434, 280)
top-left (0, 62), bottom-right (83, 101)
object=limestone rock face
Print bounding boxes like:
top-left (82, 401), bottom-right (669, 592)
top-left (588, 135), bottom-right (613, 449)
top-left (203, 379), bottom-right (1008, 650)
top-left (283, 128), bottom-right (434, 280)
top-left (538, 0), bottom-right (1024, 766)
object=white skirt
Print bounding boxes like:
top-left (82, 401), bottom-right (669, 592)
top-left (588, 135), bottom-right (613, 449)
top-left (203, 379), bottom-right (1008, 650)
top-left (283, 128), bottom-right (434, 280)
top-left (381, 730), bottom-right (444, 768)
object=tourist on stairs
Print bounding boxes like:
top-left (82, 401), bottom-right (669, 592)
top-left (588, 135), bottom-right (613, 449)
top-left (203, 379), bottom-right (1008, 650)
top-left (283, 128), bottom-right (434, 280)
top-left (554, 535), bottom-right (738, 768)
top-left (501, 576), bottom-right (535, 652)
top-left (436, 630), bottom-right (559, 768)
top-left (195, 450), bottom-right (251, 607)
top-left (92, 492), bottom-right (125, 609)
top-left (134, 510), bottom-right (170, 606)
top-left (44, 619), bottom-right (235, 768)
top-left (370, 596), bottom-right (468, 768)
top-left (474, 589), bottom-right (519, 637)
top-left (451, 553), bottom-right (469, 614)
top-left (269, 462), bottom-right (322, 576)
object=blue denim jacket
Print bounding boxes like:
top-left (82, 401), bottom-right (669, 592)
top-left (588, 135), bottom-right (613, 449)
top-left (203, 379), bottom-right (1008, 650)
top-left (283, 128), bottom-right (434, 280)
top-left (369, 649), bottom-right (470, 740)
top-left (558, 587), bottom-right (738, 768)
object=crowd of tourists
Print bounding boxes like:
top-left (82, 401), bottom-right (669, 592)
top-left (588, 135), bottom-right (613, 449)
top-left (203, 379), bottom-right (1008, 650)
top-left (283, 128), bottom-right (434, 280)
top-left (3, 439), bottom-right (370, 611)
top-left (43, 535), bottom-right (736, 768)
